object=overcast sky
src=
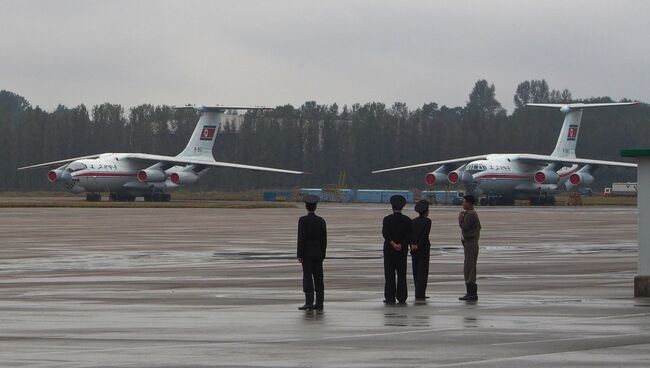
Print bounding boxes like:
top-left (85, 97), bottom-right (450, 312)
top-left (1, 0), bottom-right (648, 112)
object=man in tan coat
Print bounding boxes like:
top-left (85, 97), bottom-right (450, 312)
top-left (458, 195), bottom-right (481, 301)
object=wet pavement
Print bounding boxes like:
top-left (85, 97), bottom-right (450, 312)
top-left (0, 204), bottom-right (648, 367)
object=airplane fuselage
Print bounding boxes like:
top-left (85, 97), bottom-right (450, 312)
top-left (461, 154), bottom-right (578, 199)
top-left (54, 153), bottom-right (182, 195)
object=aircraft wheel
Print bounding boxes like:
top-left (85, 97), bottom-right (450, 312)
top-left (86, 193), bottom-right (101, 202)
top-left (503, 197), bottom-right (515, 206)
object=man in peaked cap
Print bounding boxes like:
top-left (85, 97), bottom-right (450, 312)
top-left (458, 194), bottom-right (481, 302)
top-left (411, 200), bottom-right (432, 301)
top-left (297, 194), bottom-right (328, 310)
top-left (381, 194), bottom-right (412, 304)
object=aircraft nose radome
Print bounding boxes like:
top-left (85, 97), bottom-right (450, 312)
top-left (462, 171), bottom-right (474, 186)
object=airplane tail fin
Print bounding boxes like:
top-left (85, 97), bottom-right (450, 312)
top-left (174, 105), bottom-right (268, 160)
top-left (527, 102), bottom-right (639, 158)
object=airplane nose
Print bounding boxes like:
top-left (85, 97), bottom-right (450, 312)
top-left (462, 172), bottom-right (474, 186)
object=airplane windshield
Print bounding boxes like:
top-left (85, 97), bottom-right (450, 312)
top-left (67, 162), bottom-right (88, 172)
top-left (466, 163), bottom-right (487, 172)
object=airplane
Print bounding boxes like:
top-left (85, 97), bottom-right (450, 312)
top-left (17, 105), bottom-right (303, 202)
top-left (372, 102), bottom-right (639, 206)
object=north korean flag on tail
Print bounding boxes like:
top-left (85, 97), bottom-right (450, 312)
top-left (567, 124), bottom-right (578, 141)
top-left (200, 125), bottom-right (217, 141)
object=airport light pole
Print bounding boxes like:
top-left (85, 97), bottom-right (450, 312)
top-left (622, 148), bottom-right (650, 297)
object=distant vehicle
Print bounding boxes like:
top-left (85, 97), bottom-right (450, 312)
top-left (18, 105), bottom-right (303, 201)
top-left (372, 102), bottom-right (639, 206)
top-left (604, 182), bottom-right (638, 197)
top-left (421, 190), bottom-right (464, 205)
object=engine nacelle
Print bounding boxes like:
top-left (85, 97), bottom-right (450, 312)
top-left (447, 164), bottom-right (466, 185)
top-left (424, 170), bottom-right (448, 186)
top-left (170, 171), bottom-right (199, 185)
top-left (137, 169), bottom-right (167, 183)
top-left (569, 172), bottom-right (594, 187)
top-left (47, 169), bottom-right (71, 183)
top-left (534, 170), bottom-right (560, 184)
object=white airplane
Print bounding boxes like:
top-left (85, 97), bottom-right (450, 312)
top-left (372, 102), bottom-right (639, 205)
top-left (18, 105), bottom-right (303, 202)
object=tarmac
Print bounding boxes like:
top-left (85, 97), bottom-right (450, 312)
top-left (0, 203), bottom-right (648, 367)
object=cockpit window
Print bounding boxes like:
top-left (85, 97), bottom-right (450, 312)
top-left (466, 163), bottom-right (487, 172)
top-left (67, 162), bottom-right (88, 172)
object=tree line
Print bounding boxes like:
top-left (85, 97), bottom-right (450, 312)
top-left (0, 79), bottom-right (647, 192)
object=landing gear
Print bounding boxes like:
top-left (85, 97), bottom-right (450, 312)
top-left (109, 192), bottom-right (136, 202)
top-left (529, 196), bottom-right (556, 206)
top-left (144, 193), bottom-right (171, 202)
top-left (86, 193), bottom-right (102, 202)
top-left (481, 196), bottom-right (515, 206)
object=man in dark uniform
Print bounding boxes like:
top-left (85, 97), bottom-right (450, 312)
top-left (297, 194), bottom-right (327, 310)
top-left (458, 195), bottom-right (481, 302)
top-left (411, 199), bottom-right (432, 301)
top-left (382, 195), bottom-right (411, 304)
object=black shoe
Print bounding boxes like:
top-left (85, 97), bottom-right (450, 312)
top-left (459, 283), bottom-right (471, 301)
top-left (397, 301), bottom-right (407, 305)
top-left (460, 283), bottom-right (478, 301)
top-left (312, 304), bottom-right (324, 311)
top-left (383, 300), bottom-right (396, 305)
top-left (470, 283), bottom-right (478, 301)
top-left (314, 292), bottom-right (324, 310)
top-left (415, 297), bottom-right (426, 301)
top-left (300, 292), bottom-right (314, 310)
top-left (298, 304), bottom-right (313, 310)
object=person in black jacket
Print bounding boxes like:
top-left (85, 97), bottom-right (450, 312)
top-left (297, 194), bottom-right (327, 310)
top-left (411, 200), bottom-right (432, 301)
top-left (382, 195), bottom-right (411, 304)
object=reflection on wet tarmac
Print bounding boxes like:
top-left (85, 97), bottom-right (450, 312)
top-left (0, 205), bottom-right (647, 367)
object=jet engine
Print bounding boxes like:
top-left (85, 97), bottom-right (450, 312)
top-left (569, 172), bottom-right (594, 187)
top-left (566, 165), bottom-right (594, 191)
top-left (170, 171), bottom-right (199, 185)
top-left (534, 169), bottom-right (560, 185)
top-left (137, 169), bottom-right (167, 183)
top-left (47, 169), bottom-right (71, 183)
top-left (447, 164), bottom-right (467, 185)
top-left (424, 166), bottom-right (449, 186)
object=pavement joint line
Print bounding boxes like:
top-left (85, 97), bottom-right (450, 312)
top-left (491, 332), bottom-right (650, 346)
top-left (5, 326), bottom-right (467, 356)
top-left (430, 338), bottom-right (650, 367)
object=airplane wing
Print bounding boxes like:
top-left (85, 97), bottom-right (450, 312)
top-left (123, 153), bottom-right (303, 175)
top-left (527, 102), bottom-right (640, 109)
top-left (17, 154), bottom-right (103, 170)
top-left (371, 155), bottom-right (489, 174)
top-left (512, 154), bottom-right (637, 168)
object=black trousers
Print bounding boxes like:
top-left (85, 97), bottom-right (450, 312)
top-left (302, 257), bottom-right (324, 293)
top-left (384, 252), bottom-right (408, 303)
top-left (411, 248), bottom-right (430, 299)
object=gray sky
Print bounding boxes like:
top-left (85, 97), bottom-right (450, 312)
top-left (1, 0), bottom-right (648, 112)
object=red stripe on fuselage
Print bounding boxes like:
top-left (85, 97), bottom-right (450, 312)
top-left (74, 172), bottom-right (137, 177)
top-left (474, 174), bottom-right (530, 180)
